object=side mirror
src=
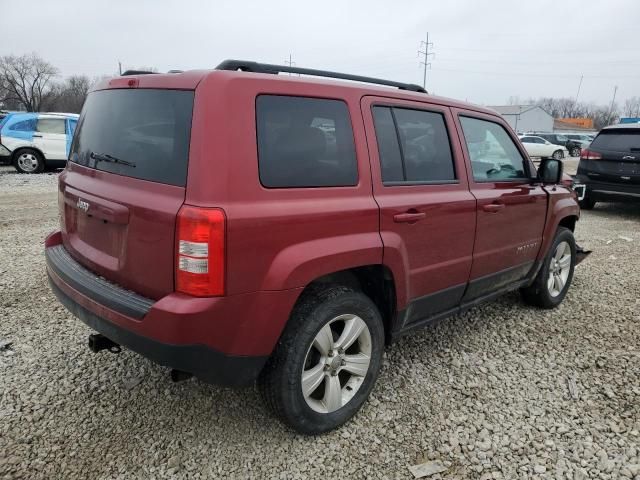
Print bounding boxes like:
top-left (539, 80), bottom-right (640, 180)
top-left (538, 158), bottom-right (563, 184)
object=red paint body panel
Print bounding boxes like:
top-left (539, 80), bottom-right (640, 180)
top-left (47, 68), bottom-right (580, 364)
top-left (59, 163), bottom-right (185, 299)
top-left (184, 73), bottom-right (382, 294)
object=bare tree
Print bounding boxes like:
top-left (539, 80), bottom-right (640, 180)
top-left (48, 75), bottom-right (92, 113)
top-left (0, 53), bottom-right (59, 111)
top-left (623, 96), bottom-right (640, 118)
top-left (518, 96), bottom-right (620, 129)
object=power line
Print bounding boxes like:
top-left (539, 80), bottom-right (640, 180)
top-left (418, 33), bottom-right (435, 90)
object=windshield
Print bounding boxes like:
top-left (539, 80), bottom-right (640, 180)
top-left (70, 89), bottom-right (194, 186)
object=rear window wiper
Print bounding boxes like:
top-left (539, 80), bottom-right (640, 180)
top-left (90, 151), bottom-right (136, 168)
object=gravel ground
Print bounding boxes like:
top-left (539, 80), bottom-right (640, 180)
top-left (0, 165), bottom-right (638, 479)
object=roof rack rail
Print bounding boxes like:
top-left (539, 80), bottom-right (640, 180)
top-left (121, 70), bottom-right (157, 76)
top-left (215, 59), bottom-right (427, 93)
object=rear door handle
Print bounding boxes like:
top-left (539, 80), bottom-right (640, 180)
top-left (393, 212), bottom-right (426, 223)
top-left (483, 203), bottom-right (505, 213)
top-left (32, 134), bottom-right (43, 138)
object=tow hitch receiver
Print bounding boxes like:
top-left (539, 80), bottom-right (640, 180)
top-left (170, 369), bottom-right (193, 382)
top-left (88, 334), bottom-right (121, 354)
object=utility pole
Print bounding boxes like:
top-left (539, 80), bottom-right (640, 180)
top-left (574, 75), bottom-right (583, 104)
top-left (285, 54), bottom-right (295, 75)
top-left (607, 85), bottom-right (618, 125)
top-left (118, 61), bottom-right (122, 75)
top-left (418, 33), bottom-right (434, 90)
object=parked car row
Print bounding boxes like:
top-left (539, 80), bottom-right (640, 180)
top-left (521, 132), bottom-right (593, 158)
top-left (0, 112), bottom-right (79, 173)
top-left (518, 135), bottom-right (569, 159)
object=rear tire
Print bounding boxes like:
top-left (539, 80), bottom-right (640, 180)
top-left (259, 286), bottom-right (384, 435)
top-left (570, 147), bottom-right (581, 157)
top-left (520, 227), bottom-right (576, 309)
top-left (13, 149), bottom-right (44, 174)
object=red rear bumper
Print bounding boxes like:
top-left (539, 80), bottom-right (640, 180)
top-left (45, 231), bottom-right (302, 385)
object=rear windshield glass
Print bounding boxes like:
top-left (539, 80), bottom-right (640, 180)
top-left (70, 89), bottom-right (194, 186)
top-left (591, 130), bottom-right (640, 152)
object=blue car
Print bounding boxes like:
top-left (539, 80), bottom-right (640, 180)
top-left (0, 112), bottom-right (79, 173)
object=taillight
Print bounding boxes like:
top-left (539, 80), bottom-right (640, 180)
top-left (176, 205), bottom-right (225, 297)
top-left (580, 148), bottom-right (602, 160)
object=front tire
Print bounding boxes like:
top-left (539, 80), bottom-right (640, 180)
top-left (552, 149), bottom-right (564, 160)
top-left (13, 149), bottom-right (44, 174)
top-left (570, 147), bottom-right (581, 157)
top-left (259, 286), bottom-right (384, 435)
top-left (579, 193), bottom-right (596, 210)
top-left (520, 227), bottom-right (576, 309)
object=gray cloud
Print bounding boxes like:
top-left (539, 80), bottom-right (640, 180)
top-left (2, 0), bottom-right (638, 105)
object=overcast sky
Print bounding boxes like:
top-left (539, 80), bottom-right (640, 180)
top-left (2, 0), bottom-right (639, 106)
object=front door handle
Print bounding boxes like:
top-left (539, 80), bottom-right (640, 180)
top-left (393, 212), bottom-right (426, 223)
top-left (483, 203), bottom-right (505, 213)
top-left (32, 134), bottom-right (43, 138)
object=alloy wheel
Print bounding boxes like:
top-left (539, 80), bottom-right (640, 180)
top-left (547, 240), bottom-right (571, 297)
top-left (17, 153), bottom-right (39, 173)
top-left (301, 314), bottom-right (372, 414)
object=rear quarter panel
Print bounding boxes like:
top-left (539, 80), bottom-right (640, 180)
top-left (186, 72), bottom-right (382, 295)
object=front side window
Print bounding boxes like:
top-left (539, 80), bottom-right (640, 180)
top-left (37, 118), bottom-right (66, 134)
top-left (256, 95), bottom-right (357, 188)
top-left (372, 106), bottom-right (456, 184)
top-left (460, 116), bottom-right (528, 182)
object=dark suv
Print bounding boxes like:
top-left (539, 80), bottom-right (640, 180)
top-left (534, 133), bottom-right (583, 157)
top-left (45, 60), bottom-right (581, 434)
top-left (574, 123), bottom-right (640, 209)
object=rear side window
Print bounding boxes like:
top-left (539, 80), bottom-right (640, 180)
top-left (256, 95), bottom-right (358, 188)
top-left (71, 89), bottom-right (194, 187)
top-left (460, 116), bottom-right (528, 182)
top-left (9, 119), bottom-right (36, 132)
top-left (590, 130), bottom-right (640, 152)
top-left (37, 118), bottom-right (66, 134)
top-left (372, 106), bottom-right (455, 184)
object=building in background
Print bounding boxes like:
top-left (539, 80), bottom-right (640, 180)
top-left (553, 118), bottom-right (597, 133)
top-left (620, 117), bottom-right (640, 124)
top-left (488, 105), bottom-right (553, 133)
top-left (557, 117), bottom-right (594, 129)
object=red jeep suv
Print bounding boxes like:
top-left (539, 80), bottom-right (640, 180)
top-left (45, 60), bottom-right (581, 434)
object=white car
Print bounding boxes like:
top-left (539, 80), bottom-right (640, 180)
top-left (518, 135), bottom-right (569, 160)
top-left (0, 112), bottom-right (79, 173)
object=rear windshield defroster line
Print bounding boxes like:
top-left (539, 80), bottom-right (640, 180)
top-left (70, 89), bottom-right (194, 187)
